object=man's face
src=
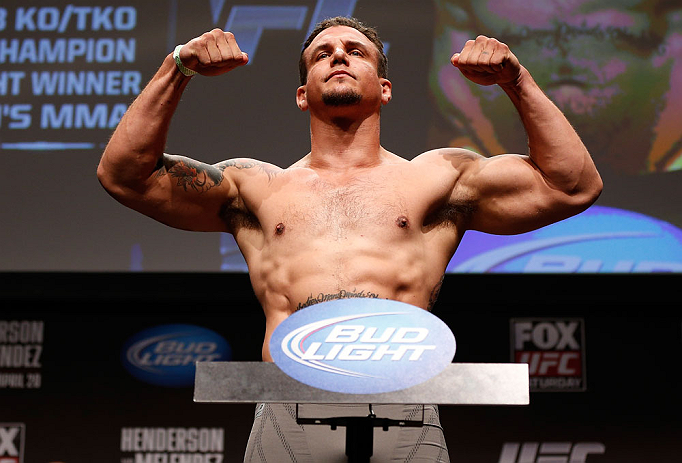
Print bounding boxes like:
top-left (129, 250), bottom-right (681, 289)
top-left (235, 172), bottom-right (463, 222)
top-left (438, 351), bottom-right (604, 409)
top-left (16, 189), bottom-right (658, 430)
top-left (298, 26), bottom-right (391, 113)
top-left (430, 0), bottom-right (682, 174)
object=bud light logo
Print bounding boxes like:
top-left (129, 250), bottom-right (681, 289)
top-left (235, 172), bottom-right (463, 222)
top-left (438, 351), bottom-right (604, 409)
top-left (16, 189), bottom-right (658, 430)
top-left (270, 299), bottom-right (456, 394)
top-left (448, 206), bottom-right (682, 273)
top-left (122, 324), bottom-right (231, 387)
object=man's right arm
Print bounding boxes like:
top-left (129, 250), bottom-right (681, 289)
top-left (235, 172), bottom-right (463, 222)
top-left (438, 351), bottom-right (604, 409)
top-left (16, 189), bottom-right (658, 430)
top-left (96, 29), bottom-right (249, 232)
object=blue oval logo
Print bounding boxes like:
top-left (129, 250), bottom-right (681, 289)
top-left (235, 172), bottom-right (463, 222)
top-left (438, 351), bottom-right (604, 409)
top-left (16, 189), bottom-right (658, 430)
top-left (270, 299), bottom-right (456, 394)
top-left (122, 324), bottom-right (231, 387)
top-left (448, 206), bottom-right (682, 273)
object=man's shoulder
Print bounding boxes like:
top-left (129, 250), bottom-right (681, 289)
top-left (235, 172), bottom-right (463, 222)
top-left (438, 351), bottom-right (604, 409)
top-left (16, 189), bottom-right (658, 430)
top-left (215, 157), bottom-right (282, 170)
top-left (287, 154), bottom-right (312, 169)
top-left (213, 157), bottom-right (286, 181)
top-left (411, 147), bottom-right (483, 168)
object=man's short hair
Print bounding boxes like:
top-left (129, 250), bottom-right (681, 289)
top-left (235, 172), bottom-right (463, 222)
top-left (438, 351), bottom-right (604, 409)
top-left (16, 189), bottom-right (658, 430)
top-left (299, 16), bottom-right (388, 85)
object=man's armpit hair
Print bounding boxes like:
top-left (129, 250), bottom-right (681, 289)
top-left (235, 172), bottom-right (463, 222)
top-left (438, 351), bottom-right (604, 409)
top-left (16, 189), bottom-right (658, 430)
top-left (219, 196), bottom-right (261, 233)
top-left (424, 200), bottom-right (477, 231)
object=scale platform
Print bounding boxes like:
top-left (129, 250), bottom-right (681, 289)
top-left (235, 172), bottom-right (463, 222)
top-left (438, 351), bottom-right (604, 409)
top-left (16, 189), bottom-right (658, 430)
top-left (194, 361), bottom-right (529, 405)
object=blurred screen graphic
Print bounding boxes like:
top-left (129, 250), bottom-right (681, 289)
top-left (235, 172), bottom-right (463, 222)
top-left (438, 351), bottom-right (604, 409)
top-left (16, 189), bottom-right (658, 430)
top-left (1, 0), bottom-right (680, 272)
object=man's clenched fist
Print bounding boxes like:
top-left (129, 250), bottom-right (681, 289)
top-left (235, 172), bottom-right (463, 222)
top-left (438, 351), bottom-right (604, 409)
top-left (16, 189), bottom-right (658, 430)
top-left (450, 35), bottom-right (522, 87)
top-left (178, 29), bottom-right (249, 76)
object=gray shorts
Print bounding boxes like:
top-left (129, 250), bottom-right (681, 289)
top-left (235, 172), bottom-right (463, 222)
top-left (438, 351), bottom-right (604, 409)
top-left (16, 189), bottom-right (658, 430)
top-left (244, 403), bottom-right (450, 462)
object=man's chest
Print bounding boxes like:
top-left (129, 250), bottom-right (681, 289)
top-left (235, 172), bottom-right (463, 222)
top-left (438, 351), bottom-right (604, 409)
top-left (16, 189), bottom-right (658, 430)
top-left (283, 179), bottom-right (406, 230)
top-left (244, 167), bottom-right (458, 238)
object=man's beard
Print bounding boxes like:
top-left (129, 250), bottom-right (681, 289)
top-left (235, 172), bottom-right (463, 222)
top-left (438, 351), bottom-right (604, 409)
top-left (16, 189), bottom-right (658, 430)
top-left (322, 89), bottom-right (362, 106)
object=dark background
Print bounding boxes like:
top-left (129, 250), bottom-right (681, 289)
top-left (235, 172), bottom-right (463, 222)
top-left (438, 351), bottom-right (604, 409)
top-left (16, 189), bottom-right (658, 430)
top-left (2, 273), bottom-right (680, 462)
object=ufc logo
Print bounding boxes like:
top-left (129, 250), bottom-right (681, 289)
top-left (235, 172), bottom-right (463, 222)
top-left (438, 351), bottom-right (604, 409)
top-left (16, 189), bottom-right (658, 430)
top-left (511, 318), bottom-right (586, 391)
top-left (499, 442), bottom-right (605, 463)
top-left (515, 351), bottom-right (581, 376)
top-left (211, 0), bottom-right (358, 62)
top-left (0, 424), bottom-right (24, 463)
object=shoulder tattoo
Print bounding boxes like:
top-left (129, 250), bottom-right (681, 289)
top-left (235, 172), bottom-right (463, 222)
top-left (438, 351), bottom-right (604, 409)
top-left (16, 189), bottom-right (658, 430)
top-left (217, 159), bottom-right (281, 182)
top-left (155, 156), bottom-right (224, 193)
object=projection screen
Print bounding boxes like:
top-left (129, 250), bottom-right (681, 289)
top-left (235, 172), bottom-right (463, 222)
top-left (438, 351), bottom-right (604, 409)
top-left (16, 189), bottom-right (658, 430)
top-left (1, 0), bottom-right (680, 272)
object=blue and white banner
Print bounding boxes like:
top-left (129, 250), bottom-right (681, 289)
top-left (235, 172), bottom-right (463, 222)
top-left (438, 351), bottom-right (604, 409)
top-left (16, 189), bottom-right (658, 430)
top-left (449, 206), bottom-right (682, 273)
top-left (122, 324), bottom-right (232, 387)
top-left (270, 299), bottom-right (456, 394)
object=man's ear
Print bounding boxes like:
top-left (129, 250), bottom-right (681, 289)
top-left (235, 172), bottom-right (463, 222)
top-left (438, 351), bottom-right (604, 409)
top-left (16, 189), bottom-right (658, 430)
top-left (380, 78), bottom-right (392, 105)
top-left (296, 86), bottom-right (308, 111)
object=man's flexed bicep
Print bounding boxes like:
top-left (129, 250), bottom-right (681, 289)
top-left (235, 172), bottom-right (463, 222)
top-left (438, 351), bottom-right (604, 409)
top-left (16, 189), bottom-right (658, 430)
top-left (445, 35), bottom-right (602, 234)
top-left (452, 150), bottom-right (597, 235)
top-left (97, 28), bottom-right (251, 230)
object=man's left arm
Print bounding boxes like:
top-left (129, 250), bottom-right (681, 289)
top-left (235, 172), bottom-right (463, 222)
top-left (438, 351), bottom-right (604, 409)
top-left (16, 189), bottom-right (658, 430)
top-left (448, 36), bottom-right (603, 234)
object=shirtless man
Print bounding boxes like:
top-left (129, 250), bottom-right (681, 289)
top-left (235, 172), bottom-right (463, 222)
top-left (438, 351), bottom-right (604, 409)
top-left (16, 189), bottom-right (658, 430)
top-left (97, 16), bottom-right (601, 463)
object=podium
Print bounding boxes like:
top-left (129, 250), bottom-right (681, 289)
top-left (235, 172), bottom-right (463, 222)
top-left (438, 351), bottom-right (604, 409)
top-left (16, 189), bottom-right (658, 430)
top-left (194, 362), bottom-right (529, 462)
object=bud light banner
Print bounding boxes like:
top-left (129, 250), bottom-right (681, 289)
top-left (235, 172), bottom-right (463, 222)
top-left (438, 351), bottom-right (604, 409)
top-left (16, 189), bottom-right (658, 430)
top-left (448, 206), bottom-right (682, 273)
top-left (122, 324), bottom-right (232, 387)
top-left (270, 299), bottom-right (456, 394)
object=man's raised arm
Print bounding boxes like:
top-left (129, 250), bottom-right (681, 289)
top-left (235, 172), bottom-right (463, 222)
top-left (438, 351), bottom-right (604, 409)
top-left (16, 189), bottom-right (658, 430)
top-left (97, 29), bottom-right (249, 232)
top-left (447, 36), bottom-right (603, 234)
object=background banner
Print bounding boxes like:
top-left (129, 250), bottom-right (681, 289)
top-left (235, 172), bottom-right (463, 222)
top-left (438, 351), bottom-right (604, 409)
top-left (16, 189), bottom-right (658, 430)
top-left (1, 0), bottom-right (680, 272)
